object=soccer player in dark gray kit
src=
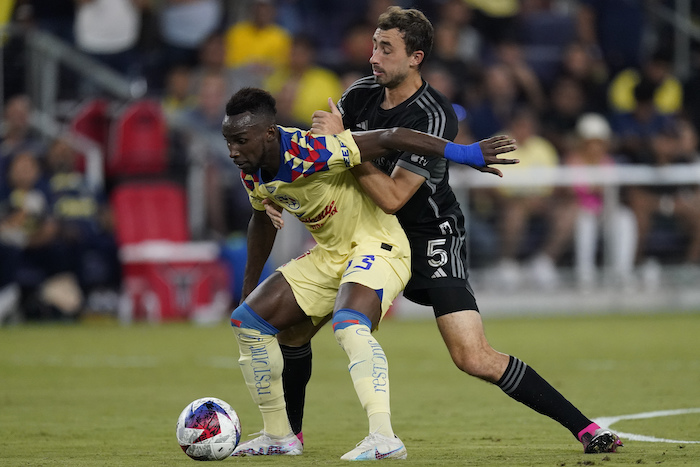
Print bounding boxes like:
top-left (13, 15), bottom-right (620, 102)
top-left (267, 6), bottom-right (622, 455)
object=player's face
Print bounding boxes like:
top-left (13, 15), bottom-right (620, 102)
top-left (222, 112), bottom-right (276, 175)
top-left (370, 28), bottom-right (413, 89)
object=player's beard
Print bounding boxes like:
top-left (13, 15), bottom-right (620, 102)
top-left (374, 69), bottom-right (409, 89)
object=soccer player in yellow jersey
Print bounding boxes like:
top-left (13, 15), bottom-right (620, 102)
top-left (224, 87), bottom-right (517, 459)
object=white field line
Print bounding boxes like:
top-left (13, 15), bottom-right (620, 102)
top-left (594, 408), bottom-right (700, 444)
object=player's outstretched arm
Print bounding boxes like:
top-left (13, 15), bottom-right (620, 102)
top-left (469, 135), bottom-right (522, 177)
top-left (352, 129), bottom-right (519, 171)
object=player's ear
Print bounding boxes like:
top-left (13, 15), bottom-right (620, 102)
top-left (265, 124), bottom-right (277, 141)
top-left (411, 50), bottom-right (425, 68)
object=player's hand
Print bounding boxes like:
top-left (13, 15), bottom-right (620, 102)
top-left (263, 199), bottom-right (284, 229)
top-left (310, 98), bottom-right (344, 135)
top-left (474, 135), bottom-right (519, 177)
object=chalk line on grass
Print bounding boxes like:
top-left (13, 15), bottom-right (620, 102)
top-left (594, 408), bottom-right (700, 444)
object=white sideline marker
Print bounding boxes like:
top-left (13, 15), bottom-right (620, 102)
top-left (594, 408), bottom-right (700, 444)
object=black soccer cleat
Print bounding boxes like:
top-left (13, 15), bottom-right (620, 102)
top-left (581, 428), bottom-right (623, 454)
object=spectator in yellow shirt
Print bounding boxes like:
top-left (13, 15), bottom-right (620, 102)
top-left (264, 35), bottom-right (343, 127)
top-left (224, 0), bottom-right (291, 81)
top-left (608, 49), bottom-right (683, 116)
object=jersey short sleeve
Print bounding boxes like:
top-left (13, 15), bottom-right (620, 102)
top-left (393, 112), bottom-right (444, 180)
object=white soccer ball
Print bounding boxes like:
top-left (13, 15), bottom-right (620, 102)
top-left (176, 397), bottom-right (242, 461)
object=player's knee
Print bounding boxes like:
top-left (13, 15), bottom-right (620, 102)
top-left (332, 309), bottom-right (372, 346)
top-left (451, 352), bottom-right (483, 377)
top-left (450, 347), bottom-right (498, 381)
top-left (332, 308), bottom-right (372, 333)
top-left (230, 303), bottom-right (279, 335)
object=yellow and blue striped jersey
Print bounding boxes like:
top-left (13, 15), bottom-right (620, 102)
top-left (241, 126), bottom-right (410, 259)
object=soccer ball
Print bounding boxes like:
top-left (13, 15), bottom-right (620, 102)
top-left (176, 397), bottom-right (242, 461)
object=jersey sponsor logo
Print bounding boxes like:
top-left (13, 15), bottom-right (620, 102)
top-left (250, 344), bottom-right (272, 395)
top-left (410, 154), bottom-right (429, 167)
top-left (357, 120), bottom-right (369, 130)
top-left (340, 142), bottom-right (351, 167)
top-left (373, 155), bottom-right (397, 174)
top-left (274, 194), bottom-right (300, 210)
top-left (299, 200), bottom-right (338, 229)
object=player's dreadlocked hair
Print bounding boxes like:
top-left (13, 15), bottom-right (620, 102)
top-left (225, 87), bottom-right (277, 120)
top-left (377, 6), bottom-right (433, 68)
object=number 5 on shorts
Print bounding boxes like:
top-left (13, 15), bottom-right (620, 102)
top-left (427, 239), bottom-right (448, 267)
top-left (345, 255), bottom-right (376, 272)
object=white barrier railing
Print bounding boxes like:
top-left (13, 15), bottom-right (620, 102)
top-left (449, 163), bottom-right (700, 189)
top-left (391, 162), bottom-right (700, 318)
top-left (449, 162), bottom-right (700, 273)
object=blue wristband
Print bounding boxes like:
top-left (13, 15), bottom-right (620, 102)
top-left (443, 142), bottom-right (485, 167)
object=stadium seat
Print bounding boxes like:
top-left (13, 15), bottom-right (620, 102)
top-left (69, 97), bottom-right (111, 173)
top-left (520, 11), bottom-right (576, 84)
top-left (111, 182), bottom-right (230, 323)
top-left (107, 100), bottom-right (168, 178)
top-left (112, 181), bottom-right (189, 244)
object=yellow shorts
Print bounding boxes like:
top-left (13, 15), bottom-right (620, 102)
top-left (278, 245), bottom-right (411, 325)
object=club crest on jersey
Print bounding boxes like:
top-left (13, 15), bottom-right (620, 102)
top-left (274, 194), bottom-right (300, 210)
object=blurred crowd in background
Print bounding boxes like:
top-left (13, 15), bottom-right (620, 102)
top-left (2, 0), bottom-right (700, 323)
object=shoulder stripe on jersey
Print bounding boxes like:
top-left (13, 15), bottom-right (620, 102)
top-left (415, 93), bottom-right (447, 138)
top-left (344, 76), bottom-right (378, 93)
top-left (417, 92), bottom-right (450, 222)
top-left (427, 195), bottom-right (440, 218)
top-left (340, 76), bottom-right (379, 101)
top-left (426, 92), bottom-right (449, 137)
top-left (339, 76), bottom-right (379, 116)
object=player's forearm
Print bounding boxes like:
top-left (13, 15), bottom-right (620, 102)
top-left (356, 128), bottom-right (485, 166)
top-left (351, 164), bottom-right (420, 214)
top-left (241, 210), bottom-right (277, 301)
top-left (358, 128), bottom-right (446, 161)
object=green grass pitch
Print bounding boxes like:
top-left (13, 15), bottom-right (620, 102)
top-left (1, 312), bottom-right (699, 466)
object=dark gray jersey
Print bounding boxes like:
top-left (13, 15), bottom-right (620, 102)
top-left (338, 76), bottom-right (460, 234)
top-left (338, 77), bottom-right (476, 311)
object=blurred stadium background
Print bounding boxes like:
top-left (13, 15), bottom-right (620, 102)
top-left (2, 0), bottom-right (700, 324)
top-left (2, 2), bottom-right (700, 465)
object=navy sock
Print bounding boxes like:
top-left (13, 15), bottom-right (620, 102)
top-left (280, 342), bottom-right (312, 435)
top-left (497, 356), bottom-right (592, 438)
